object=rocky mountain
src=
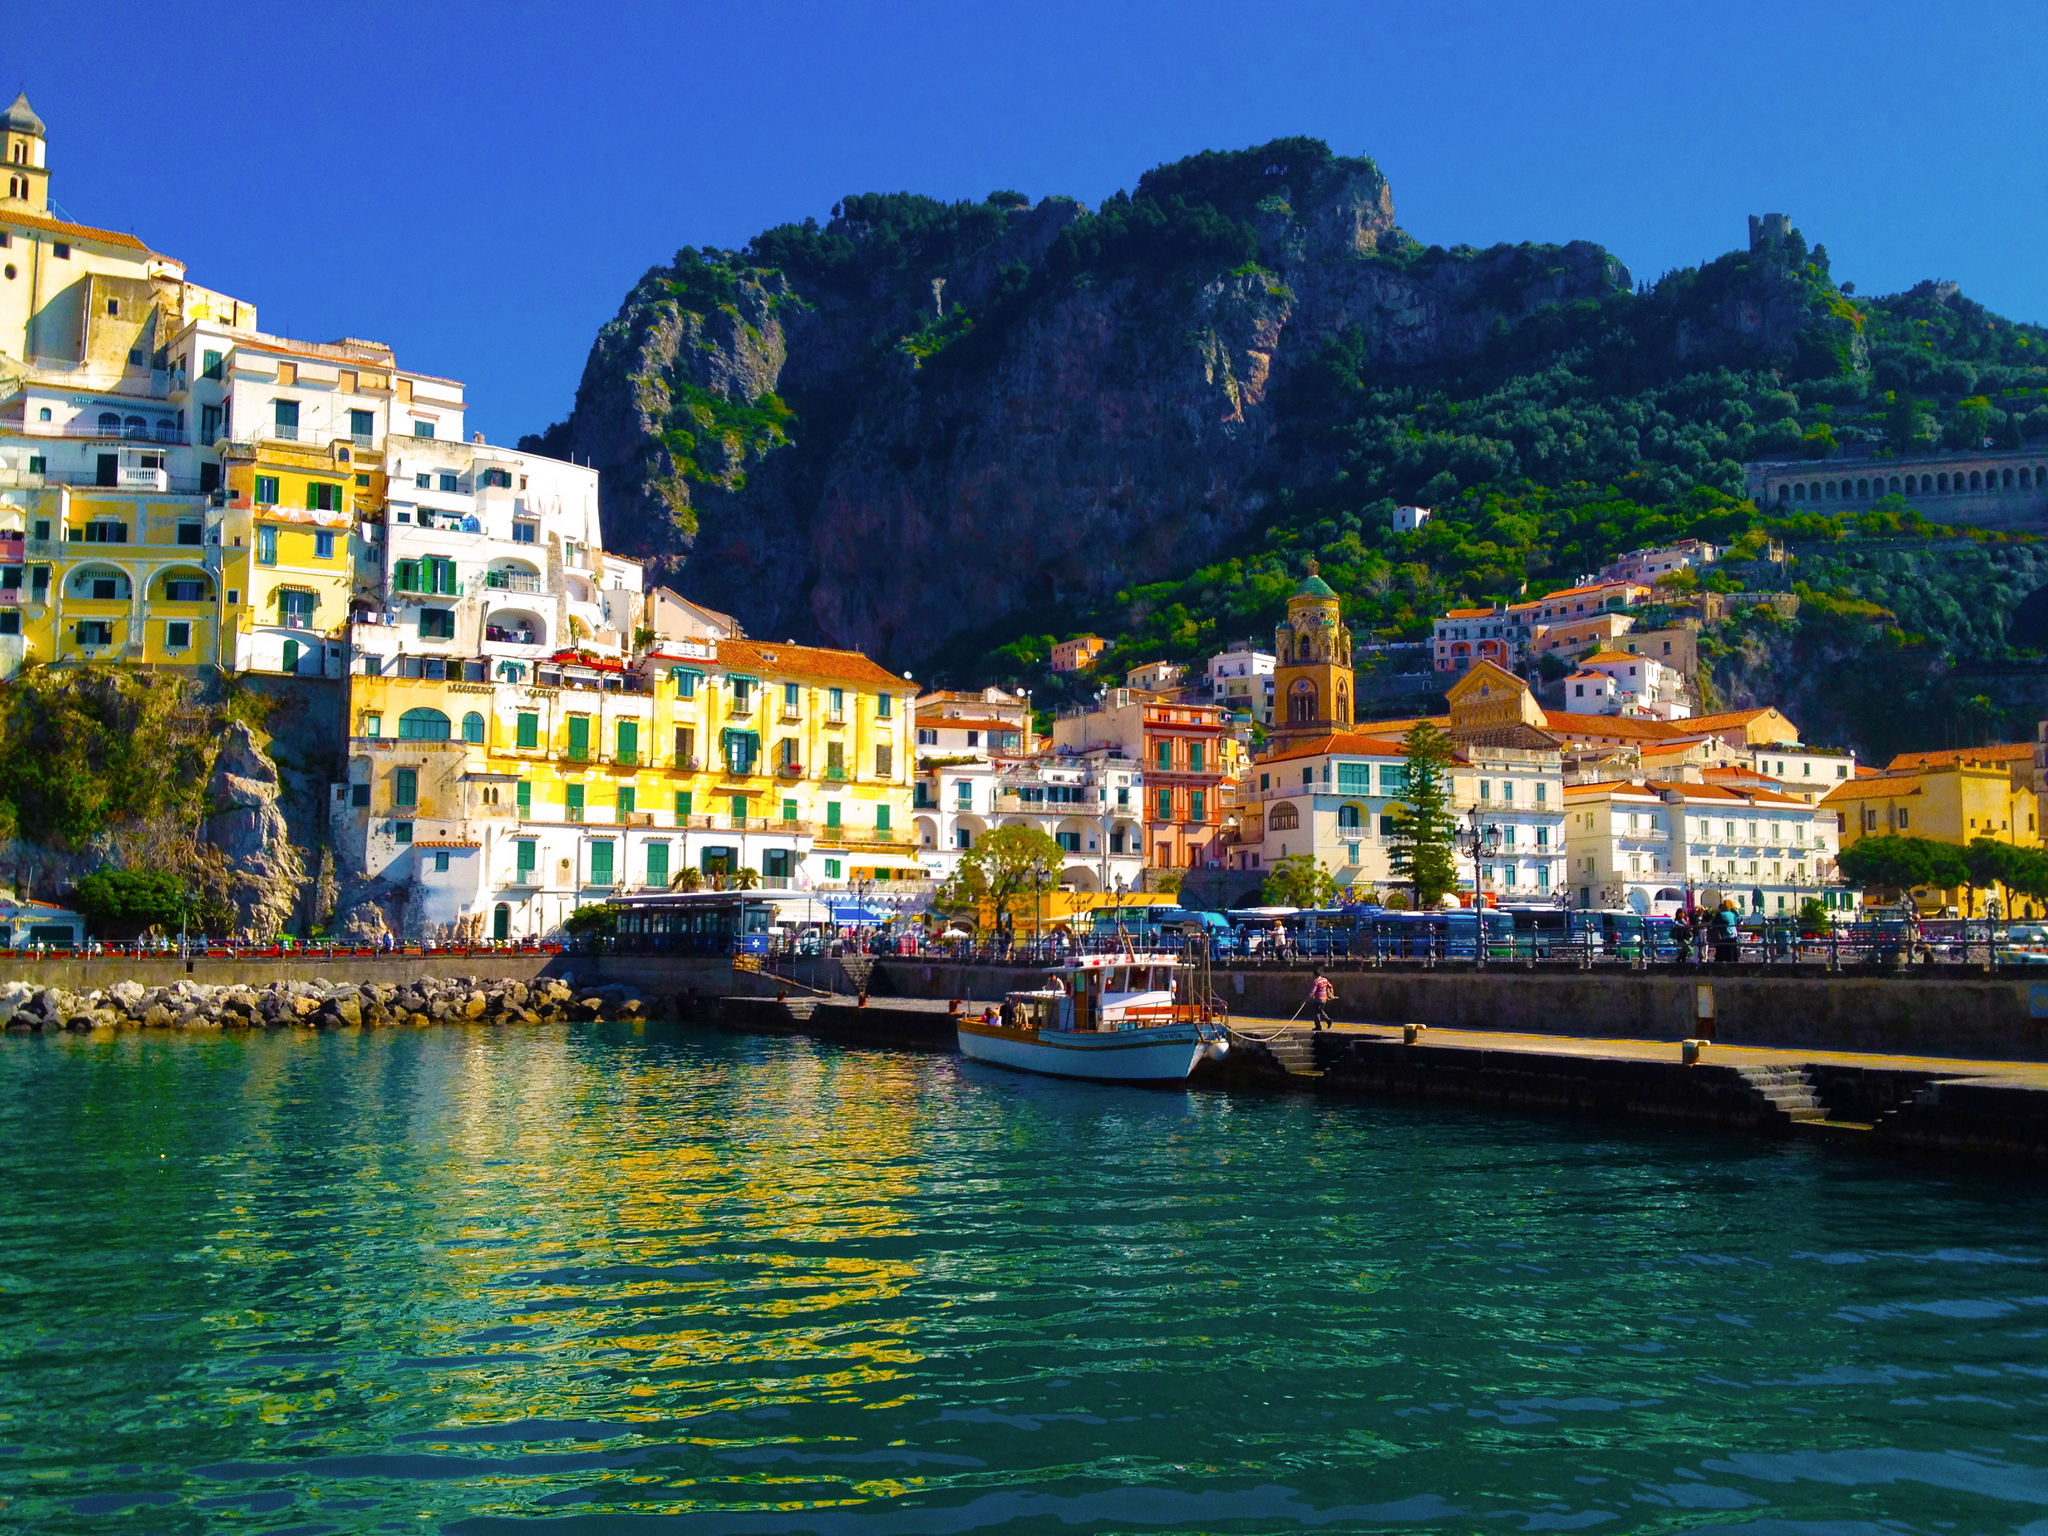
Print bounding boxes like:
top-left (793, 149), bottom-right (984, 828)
top-left (532, 138), bottom-right (1821, 663)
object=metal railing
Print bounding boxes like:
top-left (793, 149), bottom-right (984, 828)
top-left (485, 572), bottom-right (544, 593)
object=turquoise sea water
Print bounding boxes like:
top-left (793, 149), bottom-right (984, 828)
top-left (4, 1025), bottom-right (2048, 1534)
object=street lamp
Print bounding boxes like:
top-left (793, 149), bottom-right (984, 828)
top-left (1460, 808), bottom-right (1502, 909)
top-left (1031, 857), bottom-right (1048, 944)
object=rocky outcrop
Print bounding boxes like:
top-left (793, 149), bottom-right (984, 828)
top-left (202, 722), bottom-right (306, 940)
top-left (0, 975), bottom-right (647, 1032)
top-left (532, 141), bottom-right (1639, 664)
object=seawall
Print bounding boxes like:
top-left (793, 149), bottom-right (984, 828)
top-left (868, 960), bottom-right (2048, 1061)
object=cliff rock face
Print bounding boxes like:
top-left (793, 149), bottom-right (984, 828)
top-left (202, 722), bottom-right (306, 940)
top-left (535, 140), bottom-right (1871, 667)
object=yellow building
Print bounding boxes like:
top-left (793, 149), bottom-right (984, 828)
top-left (1269, 561), bottom-right (1354, 751)
top-left (1822, 755), bottom-right (2042, 914)
top-left (218, 433), bottom-right (361, 676)
top-left (338, 630), bottom-right (920, 939)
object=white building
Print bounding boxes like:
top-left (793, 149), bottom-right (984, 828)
top-left (1205, 642), bottom-right (1276, 724)
top-left (1599, 539), bottom-right (1717, 586)
top-left (914, 746), bottom-right (1146, 894)
top-left (1392, 505), bottom-right (1432, 532)
top-left (1575, 648), bottom-right (1692, 720)
top-left (1562, 777), bottom-right (1841, 914)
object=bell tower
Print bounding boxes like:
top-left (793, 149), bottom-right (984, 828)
top-left (1, 93), bottom-right (48, 215)
top-left (1268, 560), bottom-right (1355, 750)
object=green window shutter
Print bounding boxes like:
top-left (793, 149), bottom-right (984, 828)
top-left (516, 711), bottom-right (538, 749)
top-left (305, 482), bottom-right (318, 510)
top-left (394, 768), bottom-right (417, 807)
top-left (647, 841), bottom-right (669, 885)
top-left (618, 786), bottom-right (636, 815)
top-left (675, 790), bottom-right (693, 817)
top-left (732, 795), bottom-right (748, 821)
top-left (876, 804), bottom-right (891, 832)
top-left (590, 841), bottom-right (614, 885)
top-left (826, 801), bottom-right (841, 828)
top-left (515, 781), bottom-right (531, 815)
top-left (1190, 743), bottom-right (1204, 773)
top-left (566, 784), bottom-right (585, 820)
top-left (616, 720), bottom-right (638, 763)
top-left (516, 839), bottom-right (535, 875)
top-left (567, 716), bottom-right (590, 760)
top-left (782, 797), bottom-right (797, 822)
top-left (1191, 791), bottom-right (1205, 822)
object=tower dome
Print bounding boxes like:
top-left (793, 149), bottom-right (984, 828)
top-left (0, 93), bottom-right (43, 137)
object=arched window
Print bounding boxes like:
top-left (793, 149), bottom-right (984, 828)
top-left (1938, 474), bottom-right (1950, 492)
top-left (1824, 482), bottom-right (1836, 499)
top-left (2024, 469), bottom-right (2035, 489)
top-left (462, 711), bottom-right (485, 744)
top-left (398, 707), bottom-right (451, 741)
top-left (155, 418), bottom-right (176, 443)
top-left (1295, 636), bottom-right (1311, 661)
top-left (493, 903), bottom-right (511, 941)
top-left (1905, 475), bottom-right (1918, 493)
top-left (1840, 480), bottom-right (1853, 498)
top-left (1889, 476), bottom-right (1901, 493)
top-left (1268, 802), bottom-right (1300, 831)
top-left (1288, 679), bottom-right (1318, 724)
top-left (1809, 482), bottom-right (1821, 501)
top-left (1793, 482), bottom-right (1805, 500)
top-left (1970, 471), bottom-right (1983, 490)
top-left (123, 415), bottom-right (147, 439)
top-left (1779, 484), bottom-right (1791, 502)
top-left (2005, 469), bottom-right (2016, 489)
top-left (1337, 804), bottom-right (1362, 829)
top-left (1856, 479), bottom-right (1869, 498)
top-left (97, 411), bottom-right (120, 434)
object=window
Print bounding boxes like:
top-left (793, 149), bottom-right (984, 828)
top-left (512, 520), bottom-right (537, 544)
top-left (875, 743), bottom-right (893, 777)
top-left (438, 473), bottom-right (458, 493)
top-left (1157, 788), bottom-right (1173, 820)
top-left (616, 719), bottom-right (639, 764)
top-left (273, 399), bottom-right (299, 439)
top-left (826, 801), bottom-right (842, 829)
top-left (566, 715), bottom-right (591, 761)
top-left (415, 473), bottom-right (432, 489)
top-left (165, 621), bottom-right (191, 649)
top-left (413, 420), bottom-right (434, 438)
top-left (1056, 831), bottom-right (1081, 852)
top-left (955, 778), bottom-right (972, 807)
top-left (675, 790), bottom-right (694, 818)
top-left (393, 768), bottom-right (418, 807)
top-left (254, 476), bottom-right (279, 507)
top-left (371, 710), bottom-right (446, 756)
top-left (349, 782), bottom-right (370, 808)
top-left (722, 729), bottom-right (760, 774)
top-left (202, 349), bottom-right (223, 380)
top-left (1535, 782), bottom-right (1548, 805)
top-left (513, 711), bottom-right (539, 750)
top-left (826, 741), bottom-right (845, 779)
top-left (781, 797), bottom-right (799, 822)
top-left (566, 784), bottom-right (585, 822)
top-left (1381, 764), bottom-right (1409, 794)
top-left (461, 711), bottom-right (485, 745)
top-left (418, 607), bottom-right (454, 640)
top-left (645, 840), bottom-right (669, 887)
top-left (51, 242), bottom-right (68, 259)
top-left (731, 794), bottom-right (750, 823)
top-left (361, 712), bottom-right (383, 739)
top-left (313, 530), bottom-right (336, 560)
top-left (74, 620), bottom-right (113, 646)
top-left (966, 730), bottom-right (979, 748)
top-left (1190, 790), bottom-right (1205, 822)
top-left (481, 469), bottom-right (512, 489)
top-left (516, 781), bottom-right (531, 816)
top-left (514, 839), bottom-right (537, 880)
top-left (877, 693), bottom-right (893, 719)
top-left (26, 454), bottom-right (42, 473)
top-left (732, 678), bottom-right (754, 712)
top-left (1157, 741), bottom-right (1171, 771)
top-left (1189, 742), bottom-right (1205, 774)
top-left (431, 851), bottom-right (450, 874)
top-left (828, 686), bottom-right (845, 719)
top-left (917, 728), bottom-right (937, 746)
top-left (618, 786), bottom-right (636, 817)
top-left (589, 841), bottom-right (614, 886)
top-left (394, 821), bottom-right (413, 845)
top-left (1337, 762), bottom-right (1371, 794)
top-left (783, 681), bottom-right (801, 713)
top-left (305, 482), bottom-right (343, 513)
top-left (675, 726), bottom-right (695, 765)
top-left (1338, 804), bottom-right (1362, 829)
top-left (825, 858), bottom-right (844, 878)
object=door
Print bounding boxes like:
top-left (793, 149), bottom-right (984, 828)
top-left (492, 903), bottom-right (510, 941)
top-left (96, 454), bottom-right (117, 487)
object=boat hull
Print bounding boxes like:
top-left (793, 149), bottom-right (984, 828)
top-left (957, 1020), bottom-right (1211, 1084)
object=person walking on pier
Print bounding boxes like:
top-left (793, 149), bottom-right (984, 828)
top-left (1710, 899), bottom-right (1742, 964)
top-left (1308, 971), bottom-right (1335, 1031)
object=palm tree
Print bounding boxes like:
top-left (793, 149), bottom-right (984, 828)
top-left (734, 867), bottom-right (761, 890)
top-left (670, 867), bottom-right (702, 892)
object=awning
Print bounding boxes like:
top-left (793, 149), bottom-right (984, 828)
top-left (828, 903), bottom-right (885, 926)
top-left (835, 851), bottom-right (927, 873)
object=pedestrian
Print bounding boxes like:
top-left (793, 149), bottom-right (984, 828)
top-left (1670, 915), bottom-right (1693, 965)
top-left (1712, 899), bottom-right (1742, 965)
top-left (1308, 970), bottom-right (1335, 1031)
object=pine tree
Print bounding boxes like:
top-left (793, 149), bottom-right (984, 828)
top-left (1387, 722), bottom-right (1459, 908)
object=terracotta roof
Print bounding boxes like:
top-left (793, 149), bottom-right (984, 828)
top-left (1686, 708), bottom-right (1783, 731)
top-left (1443, 606), bottom-right (1498, 620)
top-left (1887, 744), bottom-right (2034, 770)
top-left (1540, 580), bottom-right (1638, 600)
top-left (0, 206), bottom-right (155, 255)
top-left (717, 638), bottom-right (909, 687)
top-left (1822, 776), bottom-right (1924, 804)
top-left (1644, 778), bottom-right (1809, 806)
top-left (1257, 731), bottom-right (1412, 766)
top-left (1582, 649), bottom-right (1647, 665)
top-left (1542, 710), bottom-right (1681, 740)
top-left (1565, 669), bottom-right (1611, 682)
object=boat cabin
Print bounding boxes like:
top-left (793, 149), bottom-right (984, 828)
top-left (1002, 951), bottom-right (1195, 1034)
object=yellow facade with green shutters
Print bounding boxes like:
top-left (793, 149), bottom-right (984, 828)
top-left (219, 445), bottom-right (357, 675)
top-left (338, 636), bottom-right (919, 937)
top-left (2, 484), bottom-right (224, 670)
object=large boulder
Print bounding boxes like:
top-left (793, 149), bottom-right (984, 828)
top-left (202, 723), bottom-right (307, 941)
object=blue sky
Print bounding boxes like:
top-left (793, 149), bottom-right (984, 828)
top-left (13, 0), bottom-right (2045, 442)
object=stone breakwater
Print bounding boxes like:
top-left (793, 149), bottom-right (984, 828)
top-left (0, 975), bottom-right (647, 1032)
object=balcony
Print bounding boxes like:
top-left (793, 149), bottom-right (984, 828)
top-left (816, 826), bottom-right (898, 846)
top-left (727, 700), bottom-right (755, 719)
top-left (485, 572), bottom-right (544, 594)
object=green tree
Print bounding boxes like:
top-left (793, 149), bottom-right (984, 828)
top-left (933, 825), bottom-right (1065, 933)
top-left (1837, 835), bottom-right (1968, 903)
top-left (561, 903), bottom-right (621, 938)
top-left (1797, 897), bottom-right (1829, 934)
top-left (1386, 721), bottom-right (1459, 908)
top-left (1262, 853), bottom-right (1338, 909)
top-left (70, 868), bottom-right (188, 938)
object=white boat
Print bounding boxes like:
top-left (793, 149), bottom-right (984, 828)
top-left (956, 951), bottom-right (1230, 1085)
